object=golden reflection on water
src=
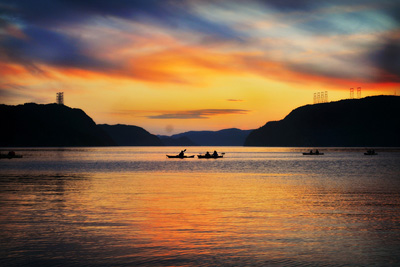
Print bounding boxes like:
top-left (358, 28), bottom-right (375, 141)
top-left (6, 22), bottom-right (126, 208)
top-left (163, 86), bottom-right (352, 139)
top-left (2, 147), bottom-right (400, 266)
top-left (2, 168), bottom-right (400, 266)
top-left (40, 171), bottom-right (396, 265)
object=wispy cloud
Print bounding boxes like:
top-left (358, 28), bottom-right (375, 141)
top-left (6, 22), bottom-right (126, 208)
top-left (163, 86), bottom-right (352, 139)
top-left (1, 0), bottom-right (399, 85)
top-left (148, 109), bottom-right (250, 119)
top-left (0, 83), bottom-right (27, 98)
top-left (0, 83), bottom-right (49, 103)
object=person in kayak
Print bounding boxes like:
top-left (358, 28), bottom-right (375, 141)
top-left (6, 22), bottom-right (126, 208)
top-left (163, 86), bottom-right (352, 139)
top-left (212, 151), bottom-right (218, 157)
top-left (179, 150), bottom-right (186, 157)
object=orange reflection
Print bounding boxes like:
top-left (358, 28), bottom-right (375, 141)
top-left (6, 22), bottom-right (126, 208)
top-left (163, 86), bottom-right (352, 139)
top-left (3, 169), bottom-right (400, 265)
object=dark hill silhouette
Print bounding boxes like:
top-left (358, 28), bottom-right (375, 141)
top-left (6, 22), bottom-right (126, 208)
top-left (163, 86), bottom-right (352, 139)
top-left (158, 135), bottom-right (197, 146)
top-left (162, 128), bottom-right (253, 146)
top-left (245, 95), bottom-right (400, 147)
top-left (98, 124), bottom-right (163, 146)
top-left (0, 103), bottom-right (114, 147)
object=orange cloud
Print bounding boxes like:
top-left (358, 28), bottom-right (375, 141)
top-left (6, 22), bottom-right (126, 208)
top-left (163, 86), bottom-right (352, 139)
top-left (0, 63), bottom-right (28, 76)
top-left (147, 109), bottom-right (250, 119)
top-left (122, 45), bottom-right (241, 84)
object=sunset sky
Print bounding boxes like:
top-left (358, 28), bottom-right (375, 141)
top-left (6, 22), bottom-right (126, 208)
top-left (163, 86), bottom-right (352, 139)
top-left (1, 0), bottom-right (399, 134)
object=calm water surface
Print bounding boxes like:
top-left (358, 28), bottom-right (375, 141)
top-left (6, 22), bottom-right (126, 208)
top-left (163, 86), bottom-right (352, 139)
top-left (1, 147), bottom-right (400, 266)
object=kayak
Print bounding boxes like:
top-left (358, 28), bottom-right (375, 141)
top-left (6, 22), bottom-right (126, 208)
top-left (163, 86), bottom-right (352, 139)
top-left (166, 155), bottom-right (195, 158)
top-left (302, 152), bottom-right (324, 155)
top-left (197, 155), bottom-right (224, 159)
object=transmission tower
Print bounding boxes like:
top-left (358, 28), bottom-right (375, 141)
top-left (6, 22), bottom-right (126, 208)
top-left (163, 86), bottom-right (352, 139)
top-left (56, 92), bottom-right (64, 105)
top-left (313, 91), bottom-right (328, 104)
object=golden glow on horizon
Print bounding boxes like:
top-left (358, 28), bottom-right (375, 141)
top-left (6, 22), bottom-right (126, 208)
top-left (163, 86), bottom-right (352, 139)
top-left (1, 59), bottom-right (397, 134)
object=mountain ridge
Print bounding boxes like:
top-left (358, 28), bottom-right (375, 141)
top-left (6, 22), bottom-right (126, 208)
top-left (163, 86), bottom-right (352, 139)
top-left (98, 124), bottom-right (163, 146)
top-left (159, 128), bottom-right (253, 146)
top-left (245, 95), bottom-right (400, 147)
top-left (0, 103), bottom-right (115, 147)
top-left (3, 96), bottom-right (398, 147)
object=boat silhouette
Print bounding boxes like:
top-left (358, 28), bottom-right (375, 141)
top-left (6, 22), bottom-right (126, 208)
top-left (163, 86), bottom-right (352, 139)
top-left (0, 151), bottom-right (23, 159)
top-left (166, 149), bottom-right (194, 158)
top-left (303, 150), bottom-right (323, 155)
top-left (166, 155), bottom-right (195, 158)
top-left (197, 154), bottom-right (224, 159)
top-left (364, 150), bottom-right (377, 155)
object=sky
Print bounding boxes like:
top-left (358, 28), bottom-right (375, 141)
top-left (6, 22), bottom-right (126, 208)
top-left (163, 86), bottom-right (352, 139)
top-left (1, 0), bottom-right (399, 135)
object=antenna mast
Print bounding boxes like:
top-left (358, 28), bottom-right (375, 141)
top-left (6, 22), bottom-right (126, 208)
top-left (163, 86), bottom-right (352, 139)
top-left (313, 91), bottom-right (328, 104)
top-left (56, 92), bottom-right (64, 105)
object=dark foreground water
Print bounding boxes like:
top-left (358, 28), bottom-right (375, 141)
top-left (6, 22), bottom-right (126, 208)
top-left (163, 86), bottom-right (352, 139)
top-left (1, 147), bottom-right (400, 266)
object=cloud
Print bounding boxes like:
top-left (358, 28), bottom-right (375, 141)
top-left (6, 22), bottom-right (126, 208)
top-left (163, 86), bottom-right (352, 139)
top-left (148, 109), bottom-right (250, 119)
top-left (369, 35), bottom-right (400, 82)
top-left (1, 0), bottom-right (161, 27)
top-left (0, 83), bottom-right (48, 103)
top-left (0, 0), bottom-right (245, 81)
top-left (1, 0), bottom-right (399, 86)
top-left (1, 25), bottom-right (115, 72)
top-left (0, 83), bottom-right (27, 98)
top-left (1, 0), bottom-right (243, 41)
top-left (192, 0), bottom-right (400, 84)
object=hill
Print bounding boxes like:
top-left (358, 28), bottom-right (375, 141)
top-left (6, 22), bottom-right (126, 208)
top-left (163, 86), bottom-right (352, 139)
top-left (161, 128), bottom-right (253, 146)
top-left (0, 103), bottom-right (115, 147)
top-left (245, 96), bottom-right (400, 147)
top-left (98, 124), bottom-right (163, 146)
top-left (158, 135), bottom-right (197, 146)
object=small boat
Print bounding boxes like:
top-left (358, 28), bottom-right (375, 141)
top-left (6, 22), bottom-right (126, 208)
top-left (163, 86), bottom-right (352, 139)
top-left (197, 154), bottom-right (224, 159)
top-left (303, 151), bottom-right (324, 155)
top-left (167, 149), bottom-right (194, 159)
top-left (364, 150), bottom-right (378, 155)
top-left (166, 155), bottom-right (195, 158)
top-left (0, 151), bottom-right (23, 159)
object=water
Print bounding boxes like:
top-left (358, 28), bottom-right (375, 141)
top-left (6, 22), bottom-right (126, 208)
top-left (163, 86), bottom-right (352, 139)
top-left (1, 147), bottom-right (400, 266)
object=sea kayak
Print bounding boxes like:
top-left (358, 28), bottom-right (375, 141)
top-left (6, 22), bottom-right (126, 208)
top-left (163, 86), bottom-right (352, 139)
top-left (166, 155), bottom-right (195, 158)
top-left (197, 155), bottom-right (224, 159)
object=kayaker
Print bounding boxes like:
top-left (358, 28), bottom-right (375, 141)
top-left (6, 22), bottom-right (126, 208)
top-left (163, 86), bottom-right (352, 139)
top-left (179, 150), bottom-right (185, 157)
top-left (213, 151), bottom-right (218, 157)
top-left (205, 151), bottom-right (210, 157)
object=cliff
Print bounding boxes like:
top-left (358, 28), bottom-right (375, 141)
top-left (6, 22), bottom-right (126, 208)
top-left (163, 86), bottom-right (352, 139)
top-left (98, 124), bottom-right (163, 146)
top-left (245, 96), bottom-right (400, 147)
top-left (0, 103), bottom-right (115, 147)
